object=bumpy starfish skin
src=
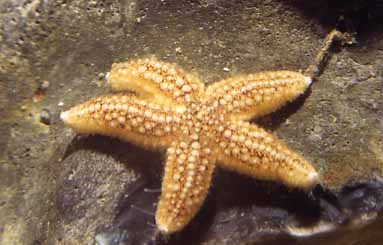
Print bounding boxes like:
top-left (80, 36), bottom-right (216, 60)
top-left (61, 58), bottom-right (318, 233)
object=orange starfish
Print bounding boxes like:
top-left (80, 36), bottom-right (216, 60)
top-left (61, 30), bottom-right (345, 234)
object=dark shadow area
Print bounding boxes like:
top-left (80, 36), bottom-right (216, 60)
top-left (338, 178), bottom-right (383, 214)
top-left (160, 0), bottom-right (383, 39)
top-left (63, 135), bottom-right (164, 179)
top-left (213, 170), bottom-right (320, 221)
top-left (281, 0), bottom-right (383, 40)
top-left (96, 178), bottom-right (161, 245)
top-left (254, 89), bottom-right (312, 131)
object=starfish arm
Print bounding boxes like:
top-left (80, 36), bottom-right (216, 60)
top-left (205, 71), bottom-right (312, 121)
top-left (155, 141), bottom-right (216, 234)
top-left (107, 58), bottom-right (204, 105)
top-left (60, 94), bottom-right (185, 148)
top-left (215, 121), bottom-right (318, 189)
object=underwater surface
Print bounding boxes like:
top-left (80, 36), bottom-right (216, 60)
top-left (1, 0), bottom-right (382, 244)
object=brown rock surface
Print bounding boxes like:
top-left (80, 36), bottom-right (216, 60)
top-left (0, 0), bottom-right (382, 244)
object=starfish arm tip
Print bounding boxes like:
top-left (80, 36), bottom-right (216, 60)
top-left (306, 170), bottom-right (320, 188)
top-left (60, 111), bottom-right (69, 122)
top-left (156, 222), bottom-right (171, 234)
top-left (305, 76), bottom-right (312, 86)
top-left (288, 165), bottom-right (320, 190)
top-left (284, 162), bottom-right (320, 190)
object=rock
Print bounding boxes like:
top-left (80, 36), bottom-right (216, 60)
top-left (40, 108), bottom-right (51, 125)
top-left (0, 0), bottom-right (382, 244)
top-left (38, 80), bottom-right (50, 91)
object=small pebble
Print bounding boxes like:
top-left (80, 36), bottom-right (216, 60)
top-left (38, 80), bottom-right (50, 91)
top-left (40, 108), bottom-right (51, 125)
top-left (98, 73), bottom-right (105, 80)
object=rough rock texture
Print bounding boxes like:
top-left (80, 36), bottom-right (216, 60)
top-left (0, 0), bottom-right (382, 244)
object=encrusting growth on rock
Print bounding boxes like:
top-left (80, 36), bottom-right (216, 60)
top-left (61, 29), bottom-right (345, 234)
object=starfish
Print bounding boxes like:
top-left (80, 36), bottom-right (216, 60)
top-left (61, 30), bottom-right (345, 234)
